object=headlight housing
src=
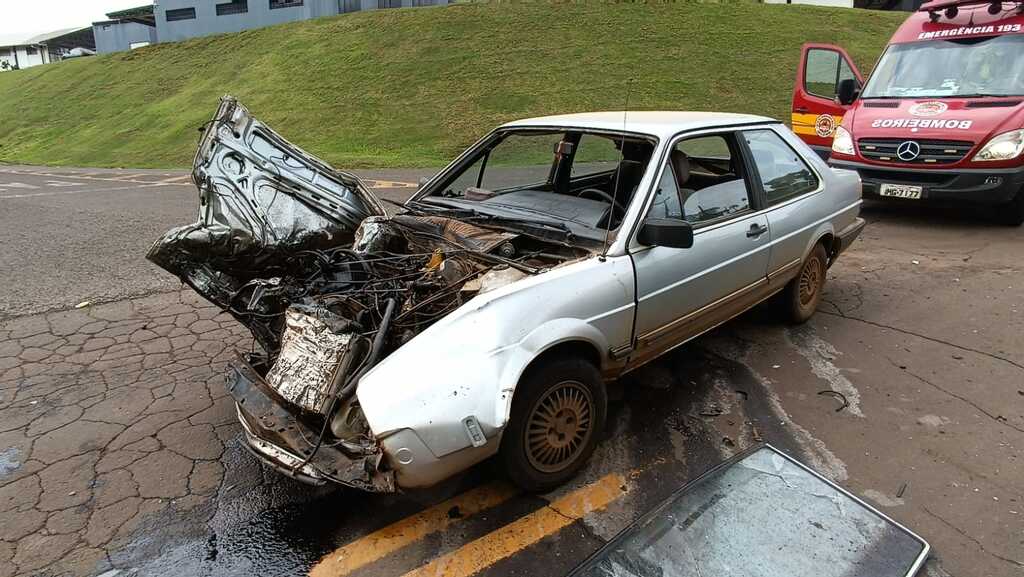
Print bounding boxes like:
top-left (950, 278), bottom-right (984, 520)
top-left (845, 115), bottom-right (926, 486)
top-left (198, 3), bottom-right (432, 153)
top-left (832, 126), bottom-right (855, 156)
top-left (973, 129), bottom-right (1024, 162)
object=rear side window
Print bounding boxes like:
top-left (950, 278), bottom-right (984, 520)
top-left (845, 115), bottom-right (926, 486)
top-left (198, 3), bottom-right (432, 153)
top-left (743, 130), bottom-right (819, 204)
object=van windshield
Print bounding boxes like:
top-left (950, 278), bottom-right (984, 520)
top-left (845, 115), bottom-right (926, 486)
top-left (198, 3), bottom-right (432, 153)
top-left (861, 34), bottom-right (1024, 98)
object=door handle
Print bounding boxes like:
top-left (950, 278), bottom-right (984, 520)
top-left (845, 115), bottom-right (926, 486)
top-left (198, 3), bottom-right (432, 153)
top-left (795, 106), bottom-right (809, 113)
top-left (746, 223), bottom-right (768, 238)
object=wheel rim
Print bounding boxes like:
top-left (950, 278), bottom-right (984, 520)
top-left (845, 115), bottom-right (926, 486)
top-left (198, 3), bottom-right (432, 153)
top-left (798, 256), bottom-right (824, 306)
top-left (524, 380), bottom-right (594, 474)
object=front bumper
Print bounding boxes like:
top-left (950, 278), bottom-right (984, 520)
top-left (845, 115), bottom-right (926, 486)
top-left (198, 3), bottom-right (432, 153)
top-left (226, 355), bottom-right (395, 492)
top-left (829, 160), bottom-right (1024, 206)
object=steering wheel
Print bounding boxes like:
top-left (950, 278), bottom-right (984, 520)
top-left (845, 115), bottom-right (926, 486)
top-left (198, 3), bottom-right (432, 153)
top-left (577, 188), bottom-right (627, 214)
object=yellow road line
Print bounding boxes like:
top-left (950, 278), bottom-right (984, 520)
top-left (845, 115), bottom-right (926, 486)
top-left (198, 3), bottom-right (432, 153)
top-left (309, 482), bottom-right (520, 577)
top-left (401, 473), bottom-right (627, 577)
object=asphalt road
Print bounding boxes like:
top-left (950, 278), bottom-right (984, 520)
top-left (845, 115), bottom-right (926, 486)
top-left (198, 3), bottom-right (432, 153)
top-left (1, 166), bottom-right (1022, 577)
top-left (0, 165), bottom-right (426, 319)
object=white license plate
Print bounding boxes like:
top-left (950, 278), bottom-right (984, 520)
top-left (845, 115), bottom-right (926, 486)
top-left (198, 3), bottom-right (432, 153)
top-left (879, 183), bottom-right (923, 199)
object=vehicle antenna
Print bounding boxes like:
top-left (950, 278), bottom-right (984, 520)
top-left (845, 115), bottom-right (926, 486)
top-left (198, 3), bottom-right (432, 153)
top-left (601, 78), bottom-right (633, 261)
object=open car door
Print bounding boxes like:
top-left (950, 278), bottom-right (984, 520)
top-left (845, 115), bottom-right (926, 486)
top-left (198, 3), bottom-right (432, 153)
top-left (792, 42), bottom-right (864, 159)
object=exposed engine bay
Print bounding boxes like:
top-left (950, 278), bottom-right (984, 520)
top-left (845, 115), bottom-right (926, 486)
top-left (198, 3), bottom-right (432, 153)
top-left (147, 97), bottom-right (591, 490)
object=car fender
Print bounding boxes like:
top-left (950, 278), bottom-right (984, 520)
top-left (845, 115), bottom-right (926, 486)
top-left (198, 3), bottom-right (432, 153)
top-left (357, 254), bottom-right (633, 460)
top-left (802, 220), bottom-right (837, 262)
top-left (493, 317), bottom-right (611, 428)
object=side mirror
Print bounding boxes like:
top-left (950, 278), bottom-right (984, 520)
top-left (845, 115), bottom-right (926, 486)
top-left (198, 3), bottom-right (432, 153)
top-left (836, 78), bottom-right (860, 106)
top-left (637, 218), bottom-right (694, 249)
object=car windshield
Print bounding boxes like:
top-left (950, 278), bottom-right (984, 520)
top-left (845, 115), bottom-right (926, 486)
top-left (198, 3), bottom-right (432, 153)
top-left (570, 447), bottom-right (929, 577)
top-left (420, 129), bottom-right (655, 239)
top-left (861, 34), bottom-right (1024, 98)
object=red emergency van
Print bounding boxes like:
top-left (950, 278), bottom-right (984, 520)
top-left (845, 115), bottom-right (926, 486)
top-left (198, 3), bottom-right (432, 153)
top-left (792, 0), bottom-right (1024, 225)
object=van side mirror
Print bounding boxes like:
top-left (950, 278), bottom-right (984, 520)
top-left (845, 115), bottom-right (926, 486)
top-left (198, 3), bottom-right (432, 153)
top-left (637, 218), bottom-right (694, 249)
top-left (836, 78), bottom-right (860, 106)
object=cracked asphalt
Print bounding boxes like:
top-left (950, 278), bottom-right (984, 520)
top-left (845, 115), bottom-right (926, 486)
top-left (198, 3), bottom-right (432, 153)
top-left (1, 166), bottom-right (1022, 577)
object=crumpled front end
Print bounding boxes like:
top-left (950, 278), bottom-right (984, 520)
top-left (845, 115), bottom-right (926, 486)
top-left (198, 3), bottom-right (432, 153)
top-left (228, 355), bottom-right (394, 491)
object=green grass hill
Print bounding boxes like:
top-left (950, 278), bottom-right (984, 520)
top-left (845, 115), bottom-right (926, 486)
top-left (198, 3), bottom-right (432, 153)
top-left (0, 2), bottom-right (904, 169)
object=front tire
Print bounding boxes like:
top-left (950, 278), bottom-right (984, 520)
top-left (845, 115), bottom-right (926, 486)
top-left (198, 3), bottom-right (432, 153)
top-left (783, 244), bottom-right (828, 324)
top-left (500, 358), bottom-right (607, 492)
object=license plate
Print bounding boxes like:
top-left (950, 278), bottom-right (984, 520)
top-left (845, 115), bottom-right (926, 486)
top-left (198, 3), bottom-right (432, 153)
top-left (879, 183), bottom-right (923, 199)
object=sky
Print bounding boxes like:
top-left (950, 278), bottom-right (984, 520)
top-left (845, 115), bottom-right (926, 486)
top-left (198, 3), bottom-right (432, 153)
top-left (0, 0), bottom-right (148, 41)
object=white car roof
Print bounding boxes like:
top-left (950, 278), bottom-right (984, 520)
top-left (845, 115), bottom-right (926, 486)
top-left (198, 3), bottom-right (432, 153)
top-left (501, 111), bottom-right (777, 140)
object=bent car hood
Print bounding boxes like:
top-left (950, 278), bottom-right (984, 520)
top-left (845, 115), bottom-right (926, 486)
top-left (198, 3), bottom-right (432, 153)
top-left (147, 96), bottom-right (385, 347)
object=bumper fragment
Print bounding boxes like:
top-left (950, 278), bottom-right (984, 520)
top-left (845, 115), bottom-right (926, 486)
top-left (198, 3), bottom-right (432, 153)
top-left (829, 160), bottom-right (1024, 206)
top-left (226, 355), bottom-right (395, 492)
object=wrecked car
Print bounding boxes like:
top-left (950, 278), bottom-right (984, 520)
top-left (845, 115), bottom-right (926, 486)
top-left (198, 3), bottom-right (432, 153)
top-left (149, 97), bottom-right (865, 493)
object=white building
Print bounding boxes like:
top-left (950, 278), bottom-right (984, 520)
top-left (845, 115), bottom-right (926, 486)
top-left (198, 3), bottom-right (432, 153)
top-left (0, 28), bottom-right (96, 71)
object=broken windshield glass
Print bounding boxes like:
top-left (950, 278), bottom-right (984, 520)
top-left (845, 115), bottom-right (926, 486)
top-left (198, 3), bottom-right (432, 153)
top-left (569, 445), bottom-right (929, 577)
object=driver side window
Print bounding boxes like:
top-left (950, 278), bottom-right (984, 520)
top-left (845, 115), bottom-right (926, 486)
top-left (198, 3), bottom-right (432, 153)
top-left (660, 134), bottom-right (751, 227)
top-left (648, 165), bottom-right (683, 220)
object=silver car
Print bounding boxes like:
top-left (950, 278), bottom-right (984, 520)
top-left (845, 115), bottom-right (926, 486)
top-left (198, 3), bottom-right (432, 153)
top-left (150, 98), bottom-right (865, 493)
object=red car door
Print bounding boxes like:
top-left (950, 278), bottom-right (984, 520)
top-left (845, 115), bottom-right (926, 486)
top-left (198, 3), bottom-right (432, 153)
top-left (792, 43), bottom-right (864, 158)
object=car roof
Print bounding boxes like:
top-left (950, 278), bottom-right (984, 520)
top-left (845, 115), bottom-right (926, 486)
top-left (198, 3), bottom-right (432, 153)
top-left (500, 111), bottom-right (777, 139)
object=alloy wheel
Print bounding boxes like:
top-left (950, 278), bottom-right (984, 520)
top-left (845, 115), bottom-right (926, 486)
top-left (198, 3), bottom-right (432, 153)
top-left (798, 255), bottom-right (824, 306)
top-left (524, 380), bottom-right (594, 474)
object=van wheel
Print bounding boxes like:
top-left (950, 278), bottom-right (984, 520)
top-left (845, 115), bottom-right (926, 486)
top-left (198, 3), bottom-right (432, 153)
top-left (996, 190), bottom-right (1024, 226)
top-left (784, 244), bottom-right (828, 324)
top-left (500, 358), bottom-right (606, 492)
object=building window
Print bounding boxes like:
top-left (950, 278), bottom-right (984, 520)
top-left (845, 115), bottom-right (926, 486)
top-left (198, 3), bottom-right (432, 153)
top-left (216, 0), bottom-right (248, 15)
top-left (270, 0), bottom-right (303, 8)
top-left (26, 46), bottom-right (38, 55)
top-left (165, 7), bottom-right (197, 21)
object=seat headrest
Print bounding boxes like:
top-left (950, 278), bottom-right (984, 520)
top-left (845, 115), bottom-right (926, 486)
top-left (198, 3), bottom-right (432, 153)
top-left (670, 149), bottom-right (691, 189)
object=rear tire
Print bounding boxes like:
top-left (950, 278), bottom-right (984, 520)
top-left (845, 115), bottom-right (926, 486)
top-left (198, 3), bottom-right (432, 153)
top-left (996, 190), bottom-right (1024, 227)
top-left (783, 244), bottom-right (828, 324)
top-left (500, 358), bottom-right (606, 492)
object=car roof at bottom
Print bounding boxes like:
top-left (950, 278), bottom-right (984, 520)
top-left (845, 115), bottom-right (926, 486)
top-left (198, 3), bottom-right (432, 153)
top-left (501, 111), bottom-right (778, 140)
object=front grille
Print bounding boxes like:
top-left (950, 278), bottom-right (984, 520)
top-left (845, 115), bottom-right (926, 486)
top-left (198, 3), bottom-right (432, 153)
top-left (856, 168), bottom-right (956, 186)
top-left (857, 138), bottom-right (973, 165)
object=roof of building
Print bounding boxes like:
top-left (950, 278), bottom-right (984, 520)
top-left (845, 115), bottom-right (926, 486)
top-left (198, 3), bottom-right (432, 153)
top-left (0, 33), bottom-right (26, 47)
top-left (23, 28), bottom-right (87, 45)
top-left (501, 111), bottom-right (777, 139)
top-left (104, 5), bottom-right (156, 26)
top-left (1, 26), bottom-right (94, 48)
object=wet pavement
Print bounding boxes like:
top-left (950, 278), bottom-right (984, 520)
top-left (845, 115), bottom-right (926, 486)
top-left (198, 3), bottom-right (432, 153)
top-left (1, 166), bottom-right (1022, 577)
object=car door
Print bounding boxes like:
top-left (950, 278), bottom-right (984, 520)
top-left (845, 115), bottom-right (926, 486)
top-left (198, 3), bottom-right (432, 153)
top-left (792, 43), bottom-right (863, 159)
top-left (741, 127), bottom-right (826, 291)
top-left (628, 131), bottom-right (771, 368)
